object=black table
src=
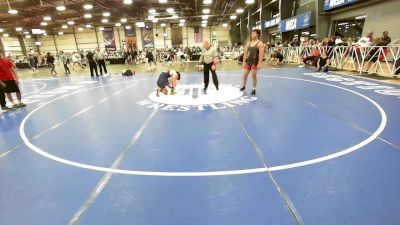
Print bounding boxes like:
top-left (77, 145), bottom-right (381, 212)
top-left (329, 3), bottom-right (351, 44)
top-left (191, 54), bottom-right (201, 61)
top-left (107, 58), bottom-right (125, 64)
top-left (16, 63), bottom-right (30, 69)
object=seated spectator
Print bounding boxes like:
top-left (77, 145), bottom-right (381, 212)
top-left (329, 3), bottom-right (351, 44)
top-left (317, 51), bottom-right (329, 72)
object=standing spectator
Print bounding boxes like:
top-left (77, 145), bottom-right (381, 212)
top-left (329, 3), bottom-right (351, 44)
top-left (381, 31), bottom-right (391, 46)
top-left (27, 54), bottom-right (37, 74)
top-left (59, 51), bottom-right (70, 75)
top-left (46, 52), bottom-right (57, 75)
top-left (0, 49), bottom-right (26, 110)
top-left (95, 48), bottom-right (108, 76)
top-left (146, 49), bottom-right (156, 67)
top-left (86, 50), bottom-right (98, 77)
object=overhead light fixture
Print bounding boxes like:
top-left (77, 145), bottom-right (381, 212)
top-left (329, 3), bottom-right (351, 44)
top-left (83, 4), bottom-right (93, 9)
top-left (99, 27), bottom-right (104, 31)
top-left (68, 21), bottom-right (75, 25)
top-left (204, 0), bottom-right (212, 4)
top-left (85, 24), bottom-right (92, 28)
top-left (148, 15), bottom-right (155, 20)
top-left (0, 28), bottom-right (3, 32)
top-left (202, 20), bottom-right (207, 24)
top-left (41, 22), bottom-right (48, 26)
top-left (25, 35), bottom-right (31, 38)
top-left (24, 31), bottom-right (29, 34)
top-left (16, 27), bottom-right (23, 31)
top-left (121, 18), bottom-right (128, 23)
top-left (3, 33), bottom-right (10, 37)
top-left (203, 9), bottom-right (210, 14)
top-left (56, 5), bottom-right (66, 11)
top-left (35, 41), bottom-right (42, 46)
top-left (222, 23), bottom-right (228, 27)
top-left (202, 15), bottom-right (209, 20)
top-left (166, 8), bottom-right (174, 13)
top-left (201, 24), bottom-right (206, 27)
top-left (149, 9), bottom-right (156, 14)
top-left (230, 15), bottom-right (237, 20)
top-left (172, 15), bottom-right (178, 19)
top-left (84, 14), bottom-right (92, 18)
top-left (245, 0), bottom-right (255, 4)
top-left (125, 25), bottom-right (131, 30)
top-left (62, 25), bottom-right (68, 29)
top-left (179, 23), bottom-right (184, 27)
top-left (236, 8), bottom-right (244, 13)
top-left (78, 27), bottom-right (84, 31)
top-left (179, 19), bottom-right (185, 23)
top-left (355, 15), bottom-right (367, 20)
top-left (135, 22), bottom-right (145, 27)
top-left (115, 22), bottom-right (121, 27)
top-left (103, 12), bottom-right (110, 17)
top-left (58, 31), bottom-right (64, 35)
top-left (123, 0), bottom-right (133, 4)
top-left (43, 33), bottom-right (47, 36)
top-left (152, 19), bottom-right (158, 23)
top-left (161, 23), bottom-right (166, 27)
top-left (43, 16), bottom-right (52, 21)
top-left (101, 18), bottom-right (109, 23)
top-left (8, 9), bottom-right (18, 15)
top-left (159, 0), bottom-right (167, 3)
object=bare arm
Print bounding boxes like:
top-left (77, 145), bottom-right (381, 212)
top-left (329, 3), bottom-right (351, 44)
top-left (258, 42), bottom-right (265, 65)
top-left (243, 45), bottom-right (248, 65)
top-left (11, 66), bottom-right (20, 83)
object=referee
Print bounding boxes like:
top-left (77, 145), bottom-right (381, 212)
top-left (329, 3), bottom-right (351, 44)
top-left (199, 40), bottom-right (219, 93)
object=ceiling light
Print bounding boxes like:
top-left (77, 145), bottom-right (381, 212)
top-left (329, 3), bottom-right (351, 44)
top-left (201, 24), bottom-right (206, 27)
top-left (135, 22), bottom-right (145, 27)
top-left (102, 18), bottom-right (109, 23)
top-left (159, 0), bottom-right (167, 3)
top-left (203, 9), bottom-right (210, 14)
top-left (230, 15), bottom-right (237, 20)
top-left (0, 28), bottom-right (3, 32)
top-left (245, 0), bottom-right (255, 4)
top-left (62, 25), bottom-right (68, 29)
top-left (355, 15), bottom-right (367, 20)
top-left (68, 21), bottom-right (74, 25)
top-left (99, 27), bottom-right (104, 30)
top-left (58, 31), bottom-right (64, 35)
top-left (56, 5), bottom-right (66, 11)
top-left (172, 15), bottom-right (178, 19)
top-left (123, 0), bottom-right (133, 4)
top-left (78, 27), bottom-right (84, 31)
top-left (179, 23), bottom-right (184, 27)
top-left (24, 31), bottom-right (29, 34)
top-left (125, 25), bottom-right (131, 29)
top-left (179, 19), bottom-right (185, 23)
top-left (148, 15), bottom-right (155, 20)
top-left (43, 16), bottom-right (51, 21)
top-left (236, 8), bottom-right (244, 13)
top-left (41, 22), bottom-right (48, 26)
top-left (16, 27), bottom-right (23, 32)
top-left (202, 15), bottom-right (209, 20)
top-left (161, 23), bottom-right (166, 27)
top-left (83, 4), bottom-right (93, 9)
top-left (84, 14), bottom-right (92, 18)
top-left (103, 12), bottom-right (110, 17)
top-left (25, 35), bottom-right (31, 38)
top-left (3, 33), bottom-right (9, 37)
top-left (167, 8), bottom-right (174, 13)
top-left (8, 9), bottom-right (18, 15)
top-left (204, 0), bottom-right (212, 4)
top-left (85, 24), bottom-right (92, 28)
top-left (115, 23), bottom-right (121, 27)
top-left (121, 18), bottom-right (127, 23)
top-left (149, 9), bottom-right (156, 14)
top-left (35, 41), bottom-right (42, 46)
top-left (222, 23), bottom-right (228, 27)
top-left (202, 20), bottom-right (207, 24)
top-left (152, 19), bottom-right (158, 23)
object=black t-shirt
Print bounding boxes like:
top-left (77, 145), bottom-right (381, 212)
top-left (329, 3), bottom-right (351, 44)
top-left (86, 52), bottom-right (95, 62)
top-left (47, 55), bottom-right (55, 64)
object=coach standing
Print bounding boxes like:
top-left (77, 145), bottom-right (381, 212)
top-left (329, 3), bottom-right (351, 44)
top-left (199, 40), bottom-right (219, 93)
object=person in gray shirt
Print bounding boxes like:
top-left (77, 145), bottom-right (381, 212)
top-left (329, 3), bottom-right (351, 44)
top-left (199, 41), bottom-right (219, 93)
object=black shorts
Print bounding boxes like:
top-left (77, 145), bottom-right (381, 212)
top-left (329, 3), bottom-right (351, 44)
top-left (2, 80), bottom-right (20, 93)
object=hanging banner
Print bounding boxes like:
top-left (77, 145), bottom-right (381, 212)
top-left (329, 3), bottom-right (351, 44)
top-left (171, 27), bottom-right (183, 46)
top-left (103, 27), bottom-right (116, 51)
top-left (194, 27), bottom-right (203, 43)
top-left (141, 24), bottom-right (154, 49)
top-left (324, 0), bottom-right (359, 11)
top-left (124, 26), bottom-right (137, 50)
top-left (278, 12), bottom-right (312, 33)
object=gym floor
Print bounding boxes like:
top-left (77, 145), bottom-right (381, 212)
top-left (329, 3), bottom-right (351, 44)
top-left (1, 62), bottom-right (400, 225)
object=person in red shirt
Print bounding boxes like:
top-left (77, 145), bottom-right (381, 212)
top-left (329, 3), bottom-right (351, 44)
top-left (0, 49), bottom-right (26, 112)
